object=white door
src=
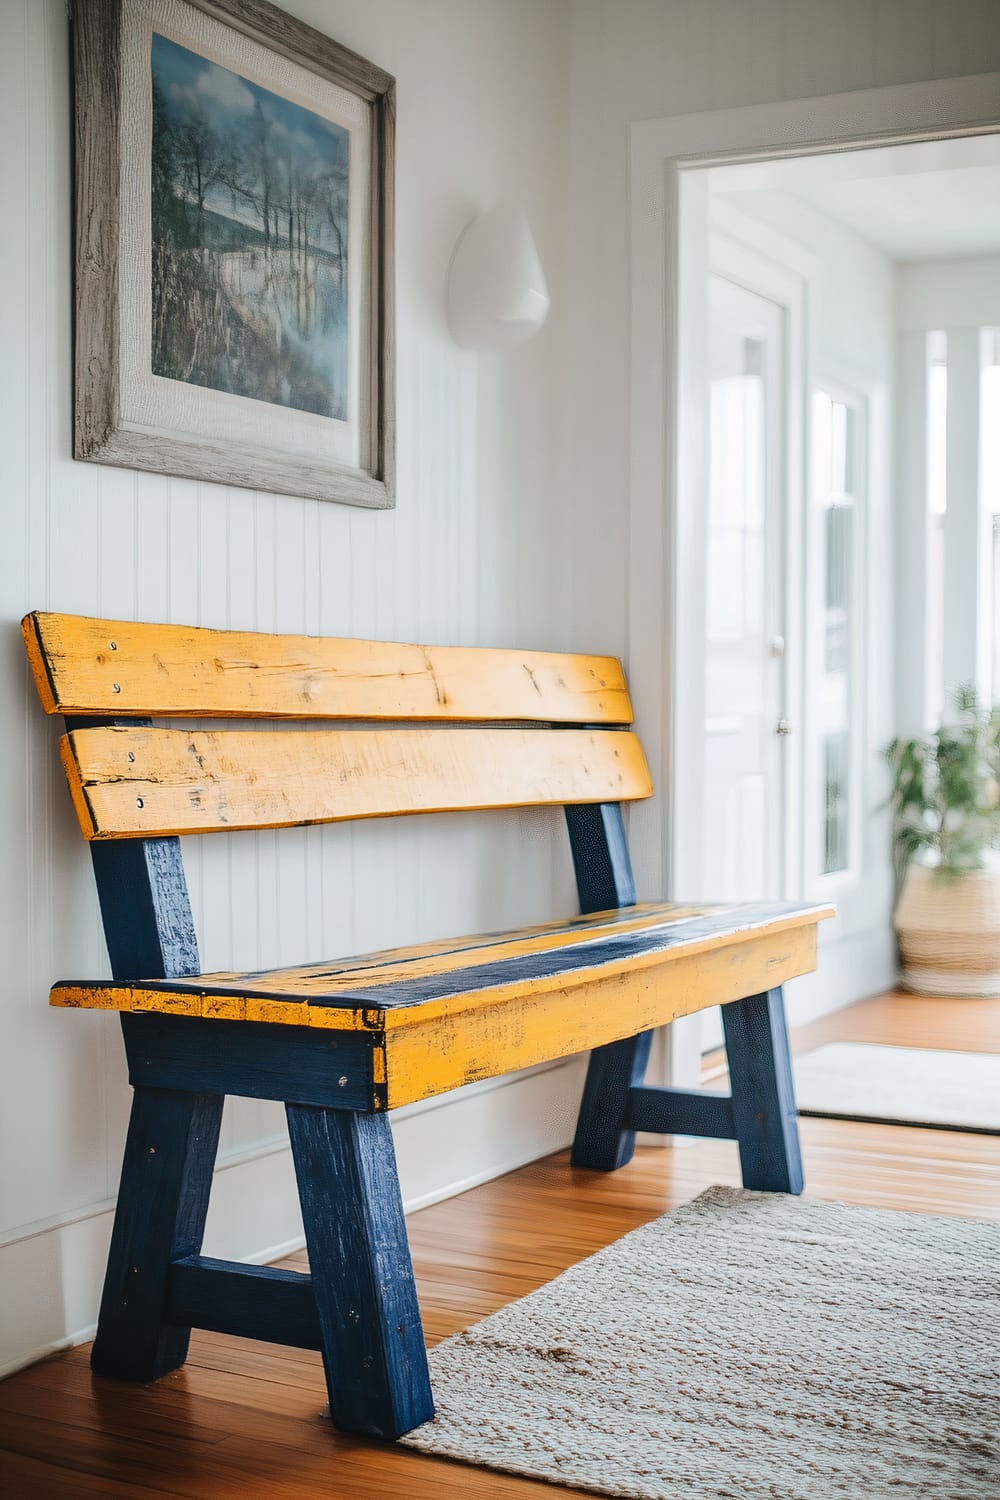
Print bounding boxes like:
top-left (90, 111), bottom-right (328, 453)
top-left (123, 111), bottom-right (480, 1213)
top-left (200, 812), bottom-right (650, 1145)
top-left (699, 275), bottom-right (789, 1048)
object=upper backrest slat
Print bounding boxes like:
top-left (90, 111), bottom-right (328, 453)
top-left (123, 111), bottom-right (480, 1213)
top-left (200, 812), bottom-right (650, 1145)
top-left (23, 613), bottom-right (633, 724)
top-left (60, 725), bottom-right (654, 841)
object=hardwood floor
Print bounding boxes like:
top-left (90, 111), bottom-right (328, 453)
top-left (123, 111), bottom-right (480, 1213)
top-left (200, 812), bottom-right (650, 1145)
top-left (794, 985), bottom-right (1000, 1055)
top-left (1, 991), bottom-right (997, 1498)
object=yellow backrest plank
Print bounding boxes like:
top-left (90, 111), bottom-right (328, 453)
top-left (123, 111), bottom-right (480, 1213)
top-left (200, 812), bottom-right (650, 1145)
top-left (61, 725), bottom-right (654, 840)
top-left (23, 612), bottom-right (633, 724)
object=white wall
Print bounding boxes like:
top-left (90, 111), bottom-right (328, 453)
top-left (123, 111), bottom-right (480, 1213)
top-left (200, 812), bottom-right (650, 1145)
top-left (0, 0), bottom-right (580, 1376)
top-left (899, 254), bottom-right (1000, 330)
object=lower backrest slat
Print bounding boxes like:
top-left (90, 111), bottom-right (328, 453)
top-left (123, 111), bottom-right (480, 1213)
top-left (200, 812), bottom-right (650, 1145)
top-left (60, 725), bottom-right (654, 840)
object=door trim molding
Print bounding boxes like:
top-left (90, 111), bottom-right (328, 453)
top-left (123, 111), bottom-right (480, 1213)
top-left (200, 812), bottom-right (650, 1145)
top-left (626, 71), bottom-right (1000, 1084)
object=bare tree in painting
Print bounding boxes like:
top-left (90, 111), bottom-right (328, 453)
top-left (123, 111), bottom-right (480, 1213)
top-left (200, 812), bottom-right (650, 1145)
top-left (150, 33), bottom-right (350, 419)
top-left (174, 109), bottom-right (224, 252)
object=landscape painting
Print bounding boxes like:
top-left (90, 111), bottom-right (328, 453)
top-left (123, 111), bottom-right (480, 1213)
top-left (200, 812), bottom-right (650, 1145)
top-left (150, 32), bottom-right (350, 421)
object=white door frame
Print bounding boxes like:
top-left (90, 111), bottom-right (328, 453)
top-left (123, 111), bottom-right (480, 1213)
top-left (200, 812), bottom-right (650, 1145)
top-left (624, 72), bottom-right (1000, 1083)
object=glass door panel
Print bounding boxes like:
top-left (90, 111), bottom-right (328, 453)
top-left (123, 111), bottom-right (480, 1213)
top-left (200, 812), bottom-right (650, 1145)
top-left (811, 388), bottom-right (863, 880)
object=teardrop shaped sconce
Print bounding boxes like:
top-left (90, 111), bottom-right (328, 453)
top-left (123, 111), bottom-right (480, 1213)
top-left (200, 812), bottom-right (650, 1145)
top-left (446, 202), bottom-right (550, 350)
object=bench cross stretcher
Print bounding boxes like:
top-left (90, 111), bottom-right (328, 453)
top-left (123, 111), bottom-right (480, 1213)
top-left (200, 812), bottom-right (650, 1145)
top-left (24, 610), bottom-right (832, 1440)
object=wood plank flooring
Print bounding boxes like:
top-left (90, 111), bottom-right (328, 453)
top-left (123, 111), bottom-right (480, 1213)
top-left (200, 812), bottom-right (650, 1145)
top-left (1, 991), bottom-right (997, 1498)
top-left (795, 986), bottom-right (1000, 1054)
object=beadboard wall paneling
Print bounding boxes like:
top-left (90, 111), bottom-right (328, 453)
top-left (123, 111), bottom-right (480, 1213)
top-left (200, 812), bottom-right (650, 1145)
top-left (0, 0), bottom-right (579, 1376)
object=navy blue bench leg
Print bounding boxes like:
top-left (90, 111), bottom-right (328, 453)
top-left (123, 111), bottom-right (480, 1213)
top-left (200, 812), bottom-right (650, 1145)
top-left (566, 801), bottom-right (650, 1172)
top-left (563, 803), bottom-right (803, 1193)
top-left (91, 1085), bottom-right (223, 1381)
top-left (571, 1031), bottom-right (653, 1170)
top-left (286, 1104), bottom-right (434, 1439)
top-left (571, 986), bottom-right (803, 1195)
top-left (722, 986), bottom-right (803, 1194)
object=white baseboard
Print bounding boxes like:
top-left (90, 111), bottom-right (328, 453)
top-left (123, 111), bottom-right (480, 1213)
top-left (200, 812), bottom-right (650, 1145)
top-left (0, 1056), bottom-right (587, 1380)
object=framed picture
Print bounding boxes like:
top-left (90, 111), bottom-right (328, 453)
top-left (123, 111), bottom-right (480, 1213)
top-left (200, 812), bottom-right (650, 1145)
top-left (73, 0), bottom-right (396, 507)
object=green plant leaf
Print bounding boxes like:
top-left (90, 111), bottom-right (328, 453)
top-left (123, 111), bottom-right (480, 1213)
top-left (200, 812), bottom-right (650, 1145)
top-left (883, 685), bottom-right (1000, 877)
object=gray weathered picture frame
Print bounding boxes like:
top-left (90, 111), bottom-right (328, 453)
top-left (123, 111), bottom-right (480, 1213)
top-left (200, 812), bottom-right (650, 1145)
top-left (73, 0), bottom-right (396, 508)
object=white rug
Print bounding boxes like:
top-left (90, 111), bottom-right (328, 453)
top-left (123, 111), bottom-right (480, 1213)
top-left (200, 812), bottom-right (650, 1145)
top-left (402, 1186), bottom-right (999, 1499)
top-left (794, 1043), bottom-right (1000, 1134)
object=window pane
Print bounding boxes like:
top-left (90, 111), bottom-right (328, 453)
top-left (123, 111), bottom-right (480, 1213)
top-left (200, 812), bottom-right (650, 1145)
top-left (926, 332), bottom-right (946, 730)
top-left (822, 731), bottom-right (850, 875)
top-left (928, 360), bottom-right (948, 517)
top-left (829, 401), bottom-right (852, 494)
top-left (813, 388), bottom-right (859, 877)
top-left (984, 344), bottom-right (1000, 703)
top-left (993, 516), bottom-right (1000, 706)
top-left (707, 372), bottom-right (764, 643)
top-left (825, 505), bottom-right (851, 674)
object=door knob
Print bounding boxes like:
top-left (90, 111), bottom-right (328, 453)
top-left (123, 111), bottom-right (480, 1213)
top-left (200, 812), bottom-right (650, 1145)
top-left (775, 717), bottom-right (792, 736)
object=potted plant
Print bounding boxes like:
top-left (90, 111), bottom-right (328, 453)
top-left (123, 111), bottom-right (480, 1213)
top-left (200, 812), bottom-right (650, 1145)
top-left (885, 686), bottom-right (1000, 996)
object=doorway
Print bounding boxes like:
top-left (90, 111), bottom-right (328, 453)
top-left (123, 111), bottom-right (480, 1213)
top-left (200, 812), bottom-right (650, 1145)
top-left (628, 72), bottom-right (1000, 1089)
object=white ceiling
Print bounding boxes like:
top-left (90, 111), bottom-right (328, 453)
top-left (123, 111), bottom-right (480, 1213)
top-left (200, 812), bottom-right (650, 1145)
top-left (709, 133), bottom-right (1000, 263)
top-left (795, 165), bottom-right (1000, 261)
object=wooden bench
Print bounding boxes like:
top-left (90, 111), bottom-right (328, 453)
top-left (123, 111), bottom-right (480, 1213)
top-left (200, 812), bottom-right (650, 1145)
top-left (23, 610), bottom-right (833, 1440)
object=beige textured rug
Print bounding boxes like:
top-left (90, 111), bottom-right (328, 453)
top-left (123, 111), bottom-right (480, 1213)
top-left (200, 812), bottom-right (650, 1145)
top-left (402, 1186), bottom-right (999, 1499)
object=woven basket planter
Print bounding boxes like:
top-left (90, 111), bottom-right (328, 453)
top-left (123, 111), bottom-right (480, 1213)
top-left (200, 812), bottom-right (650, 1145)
top-left (895, 861), bottom-right (1000, 997)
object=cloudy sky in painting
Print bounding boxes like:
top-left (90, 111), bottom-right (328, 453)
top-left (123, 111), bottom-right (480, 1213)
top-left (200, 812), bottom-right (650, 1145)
top-left (151, 32), bottom-right (350, 236)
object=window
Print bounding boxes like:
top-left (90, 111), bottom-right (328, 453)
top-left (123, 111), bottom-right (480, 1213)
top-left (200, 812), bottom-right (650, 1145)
top-left (706, 336), bottom-right (765, 645)
top-left (812, 387), bottom-right (863, 878)
top-left (921, 327), bottom-right (1000, 718)
top-left (926, 331), bottom-right (947, 728)
top-left (983, 332), bottom-right (1000, 704)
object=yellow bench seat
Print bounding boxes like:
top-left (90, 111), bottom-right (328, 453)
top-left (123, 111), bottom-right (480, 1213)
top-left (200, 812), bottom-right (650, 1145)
top-left (53, 898), bottom-right (831, 1109)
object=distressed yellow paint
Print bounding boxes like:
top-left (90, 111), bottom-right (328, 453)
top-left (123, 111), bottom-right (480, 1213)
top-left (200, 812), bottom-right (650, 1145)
top-left (65, 902), bottom-right (710, 1002)
top-left (382, 925), bottom-right (819, 1109)
top-left (22, 612), bottom-right (633, 725)
top-left (58, 723), bottom-right (654, 841)
top-left (50, 914), bottom-right (828, 1109)
top-left (371, 908), bottom-right (830, 1033)
top-left (202, 994), bottom-right (246, 1022)
top-left (52, 984), bottom-right (207, 1019)
top-left (50, 982), bottom-right (377, 1033)
top-left (50, 906), bottom-right (833, 1031)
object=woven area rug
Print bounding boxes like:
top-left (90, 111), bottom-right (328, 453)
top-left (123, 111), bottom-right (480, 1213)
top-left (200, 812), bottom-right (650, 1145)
top-left (794, 1043), bottom-right (1000, 1133)
top-left (402, 1186), bottom-right (999, 1499)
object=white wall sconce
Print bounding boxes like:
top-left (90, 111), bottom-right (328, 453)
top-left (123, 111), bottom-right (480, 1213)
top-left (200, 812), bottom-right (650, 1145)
top-left (446, 202), bottom-right (550, 350)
